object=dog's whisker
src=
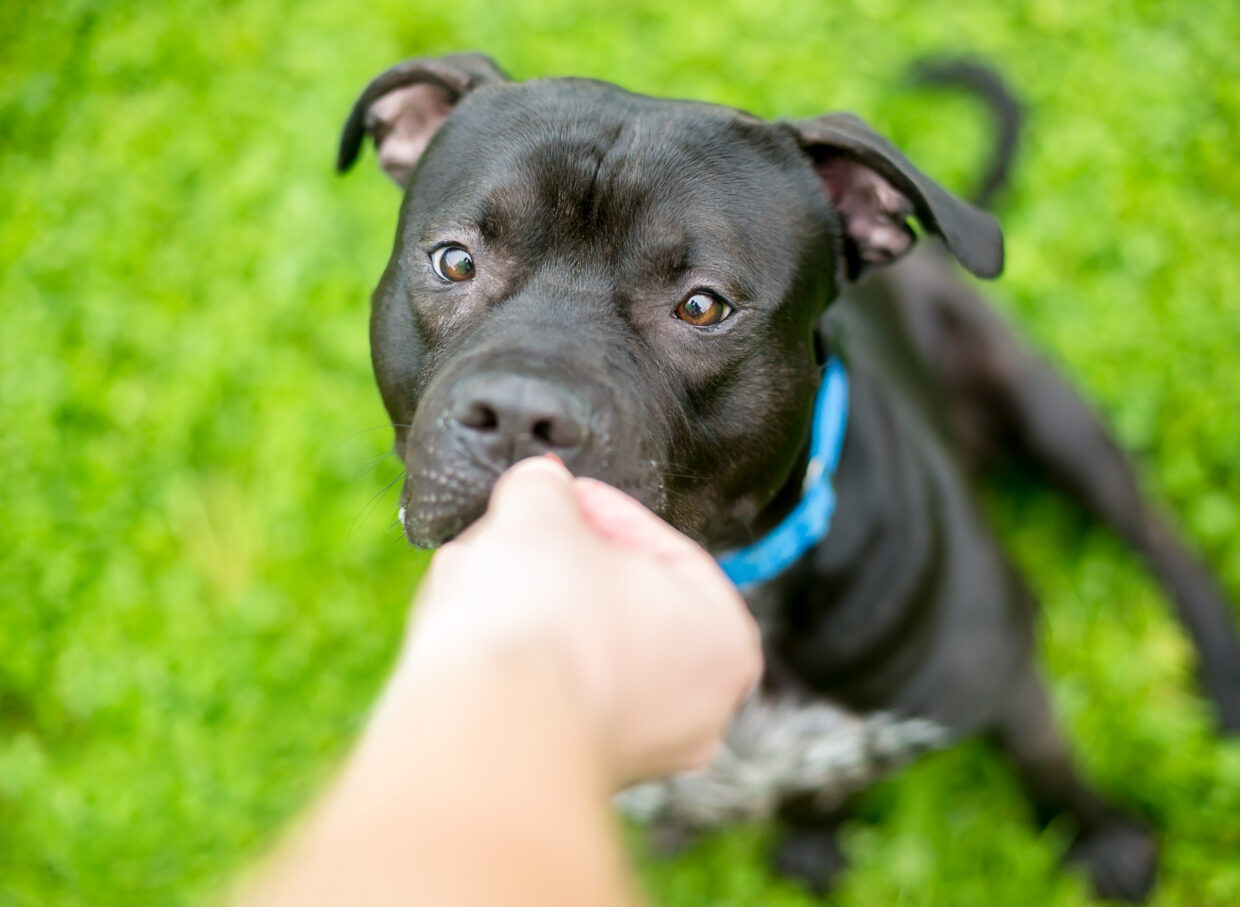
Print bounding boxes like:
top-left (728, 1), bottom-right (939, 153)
top-left (386, 514), bottom-right (411, 543)
top-left (348, 449), bottom-right (401, 481)
top-left (642, 458), bottom-right (711, 482)
top-left (332, 424), bottom-right (407, 447)
top-left (347, 468), bottom-right (407, 540)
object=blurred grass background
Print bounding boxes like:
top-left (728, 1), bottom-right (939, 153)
top-left (2, 0), bottom-right (1239, 904)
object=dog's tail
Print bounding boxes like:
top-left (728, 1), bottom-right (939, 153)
top-left (908, 58), bottom-right (1023, 210)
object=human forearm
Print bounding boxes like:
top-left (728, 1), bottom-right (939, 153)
top-left (237, 644), bottom-right (639, 907)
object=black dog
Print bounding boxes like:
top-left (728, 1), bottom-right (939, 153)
top-left (337, 53), bottom-right (1240, 901)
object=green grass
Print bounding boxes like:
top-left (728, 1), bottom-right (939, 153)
top-left (2, 0), bottom-right (1239, 903)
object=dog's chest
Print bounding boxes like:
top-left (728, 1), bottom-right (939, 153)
top-left (616, 693), bottom-right (949, 828)
top-left (616, 585), bottom-right (951, 828)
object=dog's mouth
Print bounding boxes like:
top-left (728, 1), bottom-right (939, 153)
top-left (397, 454), bottom-right (498, 548)
top-left (396, 431), bottom-right (669, 549)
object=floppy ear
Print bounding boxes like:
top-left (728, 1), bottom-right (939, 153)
top-left (337, 52), bottom-right (509, 187)
top-left (794, 113), bottom-right (1003, 280)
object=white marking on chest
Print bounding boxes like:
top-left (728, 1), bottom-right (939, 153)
top-left (616, 693), bottom-right (950, 829)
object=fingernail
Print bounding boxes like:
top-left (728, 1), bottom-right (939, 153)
top-left (508, 454), bottom-right (571, 478)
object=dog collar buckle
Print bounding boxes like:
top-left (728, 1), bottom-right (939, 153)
top-left (801, 457), bottom-right (825, 495)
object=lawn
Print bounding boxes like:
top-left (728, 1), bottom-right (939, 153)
top-left (2, 0), bottom-right (1239, 904)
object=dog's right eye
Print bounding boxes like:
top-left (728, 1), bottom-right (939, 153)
top-left (430, 245), bottom-right (475, 282)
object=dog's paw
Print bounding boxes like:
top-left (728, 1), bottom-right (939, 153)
top-left (1204, 667), bottom-right (1240, 735)
top-left (771, 826), bottom-right (848, 896)
top-left (1064, 819), bottom-right (1158, 903)
top-left (1217, 698), bottom-right (1240, 737)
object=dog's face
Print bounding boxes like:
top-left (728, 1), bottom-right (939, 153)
top-left (339, 54), bottom-right (1001, 548)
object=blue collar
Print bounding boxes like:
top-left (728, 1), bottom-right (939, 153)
top-left (715, 357), bottom-right (850, 590)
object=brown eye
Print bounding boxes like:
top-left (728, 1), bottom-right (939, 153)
top-left (674, 291), bottom-right (733, 327)
top-left (430, 244), bottom-right (475, 282)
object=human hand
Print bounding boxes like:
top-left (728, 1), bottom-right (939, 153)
top-left (398, 456), bottom-right (763, 789)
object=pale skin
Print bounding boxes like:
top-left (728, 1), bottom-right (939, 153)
top-left (233, 456), bottom-right (763, 906)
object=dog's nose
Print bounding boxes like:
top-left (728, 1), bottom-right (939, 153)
top-left (449, 374), bottom-right (590, 465)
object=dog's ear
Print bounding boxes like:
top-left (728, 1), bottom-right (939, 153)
top-left (794, 113), bottom-right (1003, 280)
top-left (337, 53), bottom-right (509, 187)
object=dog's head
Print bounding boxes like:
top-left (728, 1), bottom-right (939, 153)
top-left (339, 53), bottom-right (1001, 548)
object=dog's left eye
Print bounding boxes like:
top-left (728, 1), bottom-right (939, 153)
top-left (430, 244), bottom-right (475, 282)
top-left (674, 291), bottom-right (733, 328)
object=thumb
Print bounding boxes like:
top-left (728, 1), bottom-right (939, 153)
top-left (483, 455), bottom-right (582, 532)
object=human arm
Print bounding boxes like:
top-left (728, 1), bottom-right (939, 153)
top-left (233, 456), bottom-right (762, 906)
